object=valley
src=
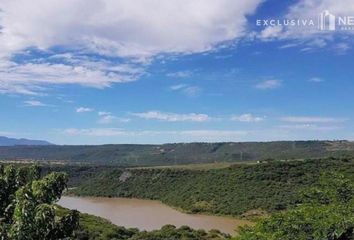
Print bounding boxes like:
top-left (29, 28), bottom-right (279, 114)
top-left (1, 144), bottom-right (354, 239)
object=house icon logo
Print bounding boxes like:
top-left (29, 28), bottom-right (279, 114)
top-left (319, 10), bottom-right (336, 31)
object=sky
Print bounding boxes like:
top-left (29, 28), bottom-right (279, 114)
top-left (0, 0), bottom-right (354, 144)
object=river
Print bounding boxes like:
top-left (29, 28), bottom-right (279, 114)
top-left (58, 196), bottom-right (252, 235)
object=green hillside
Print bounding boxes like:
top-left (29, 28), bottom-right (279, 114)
top-left (67, 157), bottom-right (354, 216)
top-left (3, 159), bottom-right (353, 239)
top-left (1, 140), bottom-right (354, 166)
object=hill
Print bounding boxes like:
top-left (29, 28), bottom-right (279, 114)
top-left (61, 157), bottom-right (354, 216)
top-left (0, 136), bottom-right (53, 146)
top-left (0, 140), bottom-right (353, 166)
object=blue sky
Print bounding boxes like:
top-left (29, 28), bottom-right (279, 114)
top-left (0, 0), bottom-right (353, 144)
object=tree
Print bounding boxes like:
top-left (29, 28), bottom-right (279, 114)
top-left (236, 173), bottom-right (354, 240)
top-left (0, 165), bottom-right (79, 240)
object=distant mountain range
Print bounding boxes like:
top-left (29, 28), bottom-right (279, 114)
top-left (0, 140), bottom-right (353, 165)
top-left (0, 136), bottom-right (53, 146)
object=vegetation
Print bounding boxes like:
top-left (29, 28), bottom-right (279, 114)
top-left (0, 165), bottom-right (79, 239)
top-left (129, 225), bottom-right (229, 240)
top-left (56, 207), bottom-right (230, 240)
top-left (57, 171), bottom-right (354, 240)
top-left (1, 156), bottom-right (353, 239)
top-left (235, 173), bottom-right (354, 240)
top-left (69, 157), bottom-right (354, 216)
top-left (59, 160), bottom-right (353, 240)
top-left (0, 164), bottom-right (229, 240)
top-left (56, 207), bottom-right (139, 240)
top-left (1, 140), bottom-right (354, 166)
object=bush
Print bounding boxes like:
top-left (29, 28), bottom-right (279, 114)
top-left (0, 165), bottom-right (79, 239)
top-left (235, 173), bottom-right (354, 240)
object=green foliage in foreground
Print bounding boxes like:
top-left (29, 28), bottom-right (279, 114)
top-left (236, 173), bottom-right (354, 240)
top-left (0, 165), bottom-right (79, 240)
top-left (70, 158), bottom-right (354, 216)
top-left (57, 207), bottom-right (229, 240)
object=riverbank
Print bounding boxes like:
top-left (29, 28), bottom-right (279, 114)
top-left (67, 158), bottom-right (354, 216)
top-left (58, 196), bottom-right (252, 235)
top-left (56, 206), bottom-right (231, 240)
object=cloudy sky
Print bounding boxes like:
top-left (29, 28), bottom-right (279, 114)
top-left (0, 0), bottom-right (354, 144)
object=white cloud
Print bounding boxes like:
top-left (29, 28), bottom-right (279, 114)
top-left (279, 43), bottom-right (299, 49)
top-left (64, 128), bottom-right (126, 137)
top-left (334, 43), bottom-right (350, 54)
top-left (132, 111), bottom-right (210, 122)
top-left (285, 0), bottom-right (354, 30)
top-left (182, 86), bottom-right (201, 97)
top-left (257, 0), bottom-right (354, 49)
top-left (255, 79), bottom-right (282, 90)
top-left (0, 0), bottom-right (262, 58)
top-left (0, 0), bottom-right (263, 94)
top-left (23, 100), bottom-right (49, 107)
top-left (98, 112), bottom-right (130, 124)
top-left (279, 124), bottom-right (340, 131)
top-left (260, 26), bottom-right (283, 39)
top-left (170, 84), bottom-right (201, 97)
top-left (166, 71), bottom-right (192, 78)
top-left (98, 111), bottom-right (111, 116)
top-left (170, 84), bottom-right (188, 91)
top-left (0, 131), bottom-right (16, 136)
top-left (76, 107), bottom-right (93, 113)
top-left (281, 116), bottom-right (347, 123)
top-left (98, 115), bottom-right (116, 124)
top-left (0, 58), bottom-right (144, 95)
top-left (231, 113), bottom-right (264, 122)
top-left (63, 128), bottom-right (248, 141)
top-left (309, 77), bottom-right (324, 83)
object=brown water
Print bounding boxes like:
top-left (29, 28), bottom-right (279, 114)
top-left (58, 196), bottom-right (251, 235)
